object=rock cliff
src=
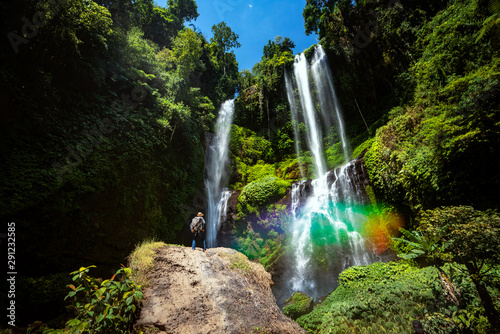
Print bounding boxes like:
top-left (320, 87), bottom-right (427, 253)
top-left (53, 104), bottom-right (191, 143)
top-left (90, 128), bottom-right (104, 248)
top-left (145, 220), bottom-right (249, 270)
top-left (134, 246), bottom-right (306, 334)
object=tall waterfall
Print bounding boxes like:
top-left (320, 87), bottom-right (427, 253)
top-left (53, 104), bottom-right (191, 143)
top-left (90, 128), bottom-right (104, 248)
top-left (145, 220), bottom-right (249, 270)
top-left (311, 46), bottom-right (350, 163)
top-left (204, 100), bottom-right (235, 248)
top-left (279, 45), bottom-right (377, 304)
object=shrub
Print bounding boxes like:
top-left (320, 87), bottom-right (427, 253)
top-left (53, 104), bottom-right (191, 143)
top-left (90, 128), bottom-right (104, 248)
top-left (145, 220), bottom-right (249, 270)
top-left (62, 265), bottom-right (143, 334)
top-left (238, 176), bottom-right (290, 214)
top-left (283, 292), bottom-right (314, 320)
top-left (297, 262), bottom-right (445, 333)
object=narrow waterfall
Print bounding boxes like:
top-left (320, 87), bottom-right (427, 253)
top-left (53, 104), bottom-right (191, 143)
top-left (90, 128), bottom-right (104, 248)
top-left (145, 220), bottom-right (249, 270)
top-left (279, 45), bottom-right (377, 304)
top-left (204, 100), bottom-right (235, 248)
top-left (293, 52), bottom-right (328, 177)
top-left (311, 46), bottom-right (351, 163)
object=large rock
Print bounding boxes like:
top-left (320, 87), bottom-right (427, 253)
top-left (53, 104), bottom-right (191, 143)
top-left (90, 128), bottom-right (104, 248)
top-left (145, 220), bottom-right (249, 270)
top-left (134, 246), bottom-right (306, 334)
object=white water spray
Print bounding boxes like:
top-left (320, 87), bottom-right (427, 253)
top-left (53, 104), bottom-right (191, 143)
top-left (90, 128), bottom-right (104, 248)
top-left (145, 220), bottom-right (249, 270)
top-left (311, 46), bottom-right (351, 162)
top-left (281, 45), bottom-right (376, 303)
top-left (204, 100), bottom-right (235, 248)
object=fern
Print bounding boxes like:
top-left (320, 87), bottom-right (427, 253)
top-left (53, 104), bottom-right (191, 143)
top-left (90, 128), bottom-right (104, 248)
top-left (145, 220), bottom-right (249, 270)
top-left (475, 0), bottom-right (500, 42)
top-left (392, 228), bottom-right (443, 262)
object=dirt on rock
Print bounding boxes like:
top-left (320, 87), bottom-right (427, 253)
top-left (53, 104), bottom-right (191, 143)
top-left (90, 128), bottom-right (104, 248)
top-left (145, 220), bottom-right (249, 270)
top-left (134, 245), bottom-right (306, 334)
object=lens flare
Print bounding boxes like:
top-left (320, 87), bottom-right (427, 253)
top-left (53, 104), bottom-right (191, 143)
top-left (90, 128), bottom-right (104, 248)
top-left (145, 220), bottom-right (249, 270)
top-left (361, 208), bottom-right (405, 254)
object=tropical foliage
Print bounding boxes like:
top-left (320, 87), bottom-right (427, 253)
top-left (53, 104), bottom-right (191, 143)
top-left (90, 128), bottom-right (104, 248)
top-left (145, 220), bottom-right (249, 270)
top-left (297, 261), bottom-right (498, 333)
top-left (2, 0), bottom-right (500, 331)
top-left (0, 0), bottom-right (239, 326)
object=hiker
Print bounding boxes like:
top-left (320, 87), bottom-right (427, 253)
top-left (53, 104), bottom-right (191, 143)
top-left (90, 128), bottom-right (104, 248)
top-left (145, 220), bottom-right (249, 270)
top-left (190, 212), bottom-right (206, 251)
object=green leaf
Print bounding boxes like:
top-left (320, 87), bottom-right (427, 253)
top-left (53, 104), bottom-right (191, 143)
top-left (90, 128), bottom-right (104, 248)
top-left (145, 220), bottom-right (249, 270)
top-left (123, 267), bottom-right (132, 277)
top-left (95, 287), bottom-right (106, 299)
top-left (397, 253), bottom-right (420, 260)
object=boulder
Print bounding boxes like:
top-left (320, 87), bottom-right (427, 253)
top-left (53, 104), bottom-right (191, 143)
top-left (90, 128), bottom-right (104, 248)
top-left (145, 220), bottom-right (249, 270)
top-left (134, 246), bottom-right (306, 334)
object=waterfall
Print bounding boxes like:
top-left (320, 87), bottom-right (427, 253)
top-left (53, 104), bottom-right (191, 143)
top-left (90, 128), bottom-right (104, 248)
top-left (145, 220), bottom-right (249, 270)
top-left (285, 73), bottom-right (306, 179)
top-left (204, 100), bottom-right (235, 248)
top-left (280, 45), bottom-right (376, 304)
top-left (217, 189), bottom-right (232, 229)
top-left (293, 52), bottom-right (328, 177)
top-left (311, 46), bottom-right (351, 163)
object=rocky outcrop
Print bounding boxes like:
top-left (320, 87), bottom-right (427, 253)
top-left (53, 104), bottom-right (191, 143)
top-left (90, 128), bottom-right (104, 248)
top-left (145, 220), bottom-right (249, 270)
top-left (326, 152), bottom-right (371, 205)
top-left (134, 246), bottom-right (306, 334)
top-left (218, 190), bottom-right (240, 249)
top-left (290, 152), bottom-right (372, 212)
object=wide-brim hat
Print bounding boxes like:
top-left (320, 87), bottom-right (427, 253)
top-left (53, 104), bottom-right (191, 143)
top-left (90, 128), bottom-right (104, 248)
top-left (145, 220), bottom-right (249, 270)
top-left (197, 212), bottom-right (204, 217)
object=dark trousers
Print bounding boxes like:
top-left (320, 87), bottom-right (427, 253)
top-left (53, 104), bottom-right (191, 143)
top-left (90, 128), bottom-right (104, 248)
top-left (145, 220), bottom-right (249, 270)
top-left (192, 231), bottom-right (206, 250)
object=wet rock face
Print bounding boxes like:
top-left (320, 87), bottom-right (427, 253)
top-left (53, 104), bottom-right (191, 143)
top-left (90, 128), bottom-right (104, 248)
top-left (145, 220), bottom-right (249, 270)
top-left (293, 154), bottom-right (372, 207)
top-left (326, 155), bottom-right (372, 205)
top-left (135, 246), bottom-right (306, 334)
top-left (217, 190), bottom-right (240, 249)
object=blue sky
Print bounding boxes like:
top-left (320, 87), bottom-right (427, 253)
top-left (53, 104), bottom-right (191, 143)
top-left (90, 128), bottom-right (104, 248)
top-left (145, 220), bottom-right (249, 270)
top-left (156, 0), bottom-right (318, 71)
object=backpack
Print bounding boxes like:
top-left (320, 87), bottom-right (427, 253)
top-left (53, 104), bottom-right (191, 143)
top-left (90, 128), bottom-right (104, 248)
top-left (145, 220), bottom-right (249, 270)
top-left (191, 216), bottom-right (203, 232)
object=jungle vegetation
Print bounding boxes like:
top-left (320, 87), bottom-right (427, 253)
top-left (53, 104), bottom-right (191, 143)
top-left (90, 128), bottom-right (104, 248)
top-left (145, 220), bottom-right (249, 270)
top-left (0, 0), bottom-right (499, 332)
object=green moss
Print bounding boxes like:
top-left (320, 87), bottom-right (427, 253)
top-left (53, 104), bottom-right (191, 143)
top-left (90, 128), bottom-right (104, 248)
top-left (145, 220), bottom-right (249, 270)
top-left (230, 125), bottom-right (274, 165)
top-left (276, 158), bottom-right (304, 181)
top-left (245, 162), bottom-right (277, 184)
top-left (297, 262), bottom-right (440, 333)
top-left (351, 137), bottom-right (374, 160)
top-left (258, 238), bottom-right (283, 271)
top-left (238, 176), bottom-right (290, 214)
top-left (364, 185), bottom-right (377, 207)
top-left (224, 252), bottom-right (254, 276)
top-left (283, 292), bottom-right (314, 320)
top-left (297, 261), bottom-right (497, 333)
top-left (360, 0), bottom-right (500, 214)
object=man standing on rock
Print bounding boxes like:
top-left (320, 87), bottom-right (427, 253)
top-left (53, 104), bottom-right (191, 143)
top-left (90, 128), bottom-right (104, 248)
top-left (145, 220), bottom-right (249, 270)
top-left (190, 212), bottom-right (206, 251)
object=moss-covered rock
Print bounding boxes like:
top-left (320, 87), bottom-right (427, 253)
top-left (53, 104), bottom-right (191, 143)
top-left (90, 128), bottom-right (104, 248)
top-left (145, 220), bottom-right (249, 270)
top-left (296, 261), bottom-right (496, 334)
top-left (283, 291), bottom-right (314, 320)
top-left (238, 176), bottom-right (290, 214)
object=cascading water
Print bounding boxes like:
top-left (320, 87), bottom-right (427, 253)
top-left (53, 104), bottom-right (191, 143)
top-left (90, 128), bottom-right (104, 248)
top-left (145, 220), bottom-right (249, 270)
top-left (204, 100), bottom-right (235, 248)
top-left (311, 46), bottom-right (351, 163)
top-left (278, 45), bottom-right (378, 305)
top-left (293, 52), bottom-right (328, 177)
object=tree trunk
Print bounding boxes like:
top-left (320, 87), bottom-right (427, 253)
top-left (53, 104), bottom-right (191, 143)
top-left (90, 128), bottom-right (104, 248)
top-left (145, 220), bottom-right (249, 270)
top-left (437, 268), bottom-right (459, 305)
top-left (465, 261), bottom-right (500, 331)
top-left (472, 278), bottom-right (500, 331)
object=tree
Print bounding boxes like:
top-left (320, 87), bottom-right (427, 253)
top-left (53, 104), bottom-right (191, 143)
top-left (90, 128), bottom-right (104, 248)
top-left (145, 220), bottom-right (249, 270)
top-left (418, 206), bottom-right (500, 331)
top-left (393, 227), bottom-right (461, 306)
top-left (167, 0), bottom-right (199, 26)
top-left (262, 36), bottom-right (295, 59)
top-left (236, 36), bottom-right (295, 138)
top-left (171, 28), bottom-right (205, 83)
top-left (133, 0), bottom-right (198, 48)
top-left (210, 22), bottom-right (241, 75)
top-left (303, 0), bottom-right (334, 36)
